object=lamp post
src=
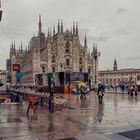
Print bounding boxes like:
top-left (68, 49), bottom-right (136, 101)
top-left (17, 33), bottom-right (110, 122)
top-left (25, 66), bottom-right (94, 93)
top-left (42, 66), bottom-right (45, 86)
top-left (92, 44), bottom-right (100, 87)
top-left (0, 0), bottom-right (2, 22)
top-left (48, 75), bottom-right (55, 112)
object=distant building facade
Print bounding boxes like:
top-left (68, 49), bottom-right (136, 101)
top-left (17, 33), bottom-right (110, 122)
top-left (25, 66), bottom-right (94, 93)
top-left (0, 70), bottom-right (6, 81)
top-left (9, 16), bottom-right (99, 86)
top-left (98, 59), bottom-right (140, 85)
top-left (6, 59), bottom-right (11, 82)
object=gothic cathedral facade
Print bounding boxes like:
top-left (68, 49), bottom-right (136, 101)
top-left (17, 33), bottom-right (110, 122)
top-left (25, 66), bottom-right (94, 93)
top-left (9, 15), bottom-right (99, 86)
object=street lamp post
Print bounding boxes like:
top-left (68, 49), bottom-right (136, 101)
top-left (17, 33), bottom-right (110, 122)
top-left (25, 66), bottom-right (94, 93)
top-left (92, 44), bottom-right (100, 87)
top-left (0, 0), bottom-right (2, 22)
top-left (42, 66), bottom-right (45, 86)
top-left (48, 75), bottom-right (55, 112)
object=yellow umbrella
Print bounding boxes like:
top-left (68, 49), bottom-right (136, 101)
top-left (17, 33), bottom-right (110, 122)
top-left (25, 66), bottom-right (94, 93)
top-left (78, 82), bottom-right (86, 88)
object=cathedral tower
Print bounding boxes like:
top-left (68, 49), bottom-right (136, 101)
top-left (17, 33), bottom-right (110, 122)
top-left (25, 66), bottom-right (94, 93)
top-left (38, 14), bottom-right (42, 36)
top-left (113, 58), bottom-right (118, 71)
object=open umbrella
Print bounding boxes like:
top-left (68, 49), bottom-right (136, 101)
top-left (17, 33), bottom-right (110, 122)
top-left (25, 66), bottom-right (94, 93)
top-left (78, 82), bottom-right (86, 88)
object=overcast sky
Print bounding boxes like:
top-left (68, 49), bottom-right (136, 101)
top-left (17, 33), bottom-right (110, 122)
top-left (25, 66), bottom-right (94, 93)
top-left (0, 0), bottom-right (140, 70)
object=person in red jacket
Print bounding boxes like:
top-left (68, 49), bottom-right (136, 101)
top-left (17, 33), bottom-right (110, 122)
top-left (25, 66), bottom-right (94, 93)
top-left (27, 95), bottom-right (38, 114)
top-left (128, 86), bottom-right (130, 95)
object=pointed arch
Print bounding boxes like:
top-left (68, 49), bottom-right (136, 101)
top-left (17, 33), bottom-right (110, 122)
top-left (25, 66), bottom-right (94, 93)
top-left (52, 67), bottom-right (55, 72)
top-left (79, 57), bottom-right (83, 64)
top-left (66, 59), bottom-right (70, 66)
top-left (65, 41), bottom-right (70, 53)
top-left (52, 55), bottom-right (56, 63)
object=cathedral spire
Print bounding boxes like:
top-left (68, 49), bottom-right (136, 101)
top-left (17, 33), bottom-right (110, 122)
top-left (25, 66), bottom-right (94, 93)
top-left (20, 42), bottom-right (23, 52)
top-left (73, 22), bottom-right (75, 35)
top-left (53, 24), bottom-right (55, 36)
top-left (70, 26), bottom-right (72, 33)
top-left (11, 41), bottom-right (13, 49)
top-left (25, 47), bottom-right (27, 53)
top-left (13, 41), bottom-right (15, 50)
top-left (21, 42), bottom-right (23, 52)
top-left (48, 28), bottom-right (52, 39)
top-left (10, 43), bottom-right (12, 50)
top-left (93, 43), bottom-right (96, 53)
top-left (76, 22), bottom-right (79, 36)
top-left (48, 28), bottom-right (50, 37)
top-left (38, 14), bottom-right (42, 35)
top-left (58, 19), bottom-right (60, 34)
top-left (28, 44), bottom-right (30, 51)
top-left (84, 33), bottom-right (87, 47)
top-left (61, 20), bottom-right (63, 34)
top-left (113, 58), bottom-right (118, 71)
top-left (19, 44), bottom-right (21, 52)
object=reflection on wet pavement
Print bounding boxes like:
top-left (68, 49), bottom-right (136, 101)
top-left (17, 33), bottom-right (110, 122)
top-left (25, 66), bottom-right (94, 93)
top-left (1, 93), bottom-right (140, 139)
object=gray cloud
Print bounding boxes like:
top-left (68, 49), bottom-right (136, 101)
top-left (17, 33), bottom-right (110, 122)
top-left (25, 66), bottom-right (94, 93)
top-left (117, 8), bottom-right (127, 14)
top-left (0, 0), bottom-right (140, 70)
top-left (93, 35), bottom-right (111, 42)
top-left (127, 56), bottom-right (140, 61)
top-left (113, 27), bottom-right (130, 36)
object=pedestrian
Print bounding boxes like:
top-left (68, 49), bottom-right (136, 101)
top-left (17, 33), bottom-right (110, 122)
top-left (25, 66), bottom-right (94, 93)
top-left (83, 86), bottom-right (86, 99)
top-left (97, 84), bottom-right (104, 104)
top-left (101, 84), bottom-right (105, 93)
top-left (134, 85), bottom-right (138, 96)
top-left (127, 86), bottom-right (130, 95)
top-left (130, 85), bottom-right (134, 97)
top-left (76, 84), bottom-right (79, 95)
top-left (27, 95), bottom-right (38, 114)
top-left (80, 85), bottom-right (85, 99)
top-left (122, 84), bottom-right (125, 93)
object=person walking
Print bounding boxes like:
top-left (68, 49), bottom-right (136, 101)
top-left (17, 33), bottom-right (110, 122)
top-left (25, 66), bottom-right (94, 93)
top-left (80, 85), bottom-right (86, 99)
top-left (127, 86), bottom-right (130, 95)
top-left (76, 84), bottom-right (79, 95)
top-left (97, 84), bottom-right (104, 104)
top-left (134, 85), bottom-right (138, 96)
top-left (130, 85), bottom-right (134, 97)
top-left (27, 95), bottom-right (39, 114)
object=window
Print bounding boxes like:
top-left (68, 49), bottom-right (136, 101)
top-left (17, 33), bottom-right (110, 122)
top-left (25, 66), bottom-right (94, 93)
top-left (65, 41), bottom-right (70, 53)
top-left (106, 78), bottom-right (108, 84)
top-left (79, 57), bottom-right (83, 64)
top-left (52, 67), bottom-right (55, 72)
top-left (42, 67), bottom-right (45, 73)
top-left (80, 68), bottom-right (82, 73)
top-left (52, 55), bottom-right (55, 63)
top-left (88, 68), bottom-right (90, 73)
top-left (66, 59), bottom-right (70, 66)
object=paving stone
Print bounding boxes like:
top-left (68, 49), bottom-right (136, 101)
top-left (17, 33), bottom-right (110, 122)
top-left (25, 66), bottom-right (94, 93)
top-left (0, 93), bottom-right (140, 139)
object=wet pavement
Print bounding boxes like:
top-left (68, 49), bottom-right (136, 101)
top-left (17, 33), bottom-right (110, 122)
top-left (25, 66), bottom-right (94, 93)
top-left (0, 93), bottom-right (140, 140)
